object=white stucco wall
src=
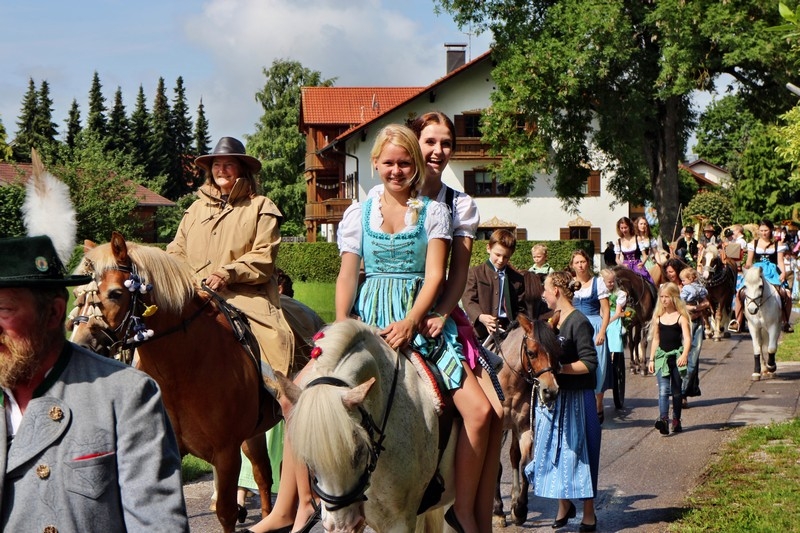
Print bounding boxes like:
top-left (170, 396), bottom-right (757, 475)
top-left (340, 58), bottom-right (629, 264)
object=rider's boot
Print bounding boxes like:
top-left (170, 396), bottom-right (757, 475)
top-left (752, 354), bottom-right (762, 381)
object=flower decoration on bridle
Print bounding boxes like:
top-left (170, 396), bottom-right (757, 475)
top-left (124, 273), bottom-right (153, 294)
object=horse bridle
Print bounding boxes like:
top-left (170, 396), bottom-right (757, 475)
top-left (71, 261), bottom-right (209, 360)
top-left (304, 351), bottom-right (400, 512)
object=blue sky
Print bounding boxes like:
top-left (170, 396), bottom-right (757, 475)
top-left (1, 0), bottom-right (492, 144)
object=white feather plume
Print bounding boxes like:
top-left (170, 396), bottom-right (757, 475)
top-left (22, 149), bottom-right (78, 264)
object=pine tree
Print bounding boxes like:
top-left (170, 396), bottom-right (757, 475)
top-left (189, 98), bottom-right (211, 190)
top-left (129, 85), bottom-right (152, 172)
top-left (194, 98), bottom-right (212, 155)
top-left (65, 99), bottom-right (82, 153)
top-left (86, 71), bottom-right (107, 138)
top-left (13, 78), bottom-right (39, 162)
top-left (107, 87), bottom-right (130, 153)
top-left (34, 80), bottom-right (59, 157)
top-left (148, 77), bottom-right (174, 196)
top-left (169, 76), bottom-right (194, 196)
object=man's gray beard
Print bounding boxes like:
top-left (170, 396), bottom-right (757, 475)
top-left (0, 333), bottom-right (45, 390)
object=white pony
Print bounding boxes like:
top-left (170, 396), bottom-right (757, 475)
top-left (742, 266), bottom-right (781, 380)
top-left (283, 319), bottom-right (456, 533)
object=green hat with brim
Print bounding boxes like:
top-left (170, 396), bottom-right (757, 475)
top-left (0, 236), bottom-right (92, 288)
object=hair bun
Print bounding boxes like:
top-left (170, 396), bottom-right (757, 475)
top-left (568, 279), bottom-right (582, 292)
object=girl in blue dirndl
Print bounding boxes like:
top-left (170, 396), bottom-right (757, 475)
top-left (526, 271), bottom-right (600, 531)
top-left (337, 124), bottom-right (493, 533)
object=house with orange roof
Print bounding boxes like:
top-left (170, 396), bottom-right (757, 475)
top-left (0, 161), bottom-right (175, 243)
top-left (300, 45), bottom-right (632, 260)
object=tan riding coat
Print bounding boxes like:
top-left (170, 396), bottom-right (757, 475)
top-left (167, 180), bottom-right (295, 375)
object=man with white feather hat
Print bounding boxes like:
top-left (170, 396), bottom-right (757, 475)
top-left (0, 152), bottom-right (189, 531)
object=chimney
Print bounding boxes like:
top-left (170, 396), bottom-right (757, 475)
top-left (445, 43), bottom-right (467, 74)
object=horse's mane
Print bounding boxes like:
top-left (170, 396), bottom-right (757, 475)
top-left (82, 242), bottom-right (196, 315)
top-left (289, 320), bottom-right (386, 480)
top-left (532, 319), bottom-right (563, 363)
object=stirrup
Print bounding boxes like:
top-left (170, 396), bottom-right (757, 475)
top-left (727, 320), bottom-right (739, 333)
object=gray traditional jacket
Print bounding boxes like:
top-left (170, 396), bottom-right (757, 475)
top-left (0, 343), bottom-right (189, 532)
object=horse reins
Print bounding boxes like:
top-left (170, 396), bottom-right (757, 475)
top-left (303, 350), bottom-right (401, 512)
top-left (71, 262), bottom-right (211, 357)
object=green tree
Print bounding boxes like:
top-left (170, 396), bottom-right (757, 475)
top-left (0, 116), bottom-right (13, 161)
top-left (56, 131), bottom-right (140, 243)
top-left (129, 85), bottom-right (152, 172)
top-left (735, 122), bottom-right (798, 222)
top-left (247, 59), bottom-right (335, 236)
top-left (694, 94), bottom-right (760, 178)
top-left (435, 0), bottom-right (794, 239)
top-left (0, 183), bottom-right (26, 237)
top-left (683, 189), bottom-right (734, 230)
top-left (194, 98), bottom-right (211, 156)
top-left (13, 78), bottom-right (39, 162)
top-left (168, 76), bottom-right (195, 198)
top-left (148, 77), bottom-right (174, 196)
top-left (85, 71), bottom-right (107, 139)
top-left (107, 87), bottom-right (130, 154)
top-left (34, 80), bottom-right (59, 158)
top-left (190, 98), bottom-right (211, 189)
top-left (65, 99), bottom-right (82, 154)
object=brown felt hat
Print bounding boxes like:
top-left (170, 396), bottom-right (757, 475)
top-left (194, 137), bottom-right (262, 175)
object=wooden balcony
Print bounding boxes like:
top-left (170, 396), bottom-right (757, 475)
top-left (452, 138), bottom-right (500, 160)
top-left (305, 198), bottom-right (354, 222)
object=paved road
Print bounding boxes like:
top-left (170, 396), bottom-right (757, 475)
top-left (184, 331), bottom-right (800, 532)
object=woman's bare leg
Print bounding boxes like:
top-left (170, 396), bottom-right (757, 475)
top-left (450, 362), bottom-right (493, 533)
top-left (473, 366), bottom-right (504, 532)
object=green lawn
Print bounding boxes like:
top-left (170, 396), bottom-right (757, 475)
top-left (293, 281), bottom-right (335, 323)
top-left (672, 418), bottom-right (800, 532)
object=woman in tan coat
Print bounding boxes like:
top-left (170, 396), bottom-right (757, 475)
top-left (167, 137), bottom-right (294, 375)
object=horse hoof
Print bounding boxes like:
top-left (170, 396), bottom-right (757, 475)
top-left (492, 515), bottom-right (507, 529)
top-left (714, 337), bottom-right (721, 342)
top-left (751, 373), bottom-right (761, 381)
top-left (511, 508), bottom-right (527, 526)
top-left (762, 371), bottom-right (776, 379)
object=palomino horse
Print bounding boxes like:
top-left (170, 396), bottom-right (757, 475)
top-left (613, 266), bottom-right (657, 374)
top-left (646, 238), bottom-right (670, 286)
top-left (283, 319), bottom-right (459, 532)
top-left (742, 265), bottom-right (781, 380)
top-left (490, 315), bottom-right (561, 528)
top-left (699, 244), bottom-right (737, 342)
top-left (68, 232), bottom-right (321, 532)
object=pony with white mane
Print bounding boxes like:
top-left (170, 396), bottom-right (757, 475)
top-left (742, 265), bottom-right (781, 380)
top-left (284, 319), bottom-right (456, 532)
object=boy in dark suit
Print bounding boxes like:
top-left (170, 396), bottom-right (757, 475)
top-left (462, 229), bottom-right (527, 342)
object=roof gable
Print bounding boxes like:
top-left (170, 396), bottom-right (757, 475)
top-left (300, 87), bottom-right (423, 128)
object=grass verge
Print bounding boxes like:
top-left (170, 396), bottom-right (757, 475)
top-left (672, 417), bottom-right (800, 532)
top-left (182, 454), bottom-right (213, 483)
top-left (777, 328), bottom-right (800, 362)
top-left (293, 281), bottom-right (335, 323)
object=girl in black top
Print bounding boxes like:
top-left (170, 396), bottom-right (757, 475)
top-left (648, 282), bottom-right (691, 435)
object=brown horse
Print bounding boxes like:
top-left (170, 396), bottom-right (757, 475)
top-left (68, 232), bottom-right (321, 532)
top-left (699, 244), bottom-right (737, 341)
top-left (491, 314), bottom-right (561, 527)
top-left (613, 266), bottom-right (657, 375)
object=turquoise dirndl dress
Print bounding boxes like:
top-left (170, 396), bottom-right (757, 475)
top-left (355, 197), bottom-right (465, 390)
top-left (606, 291), bottom-right (625, 353)
top-left (574, 278), bottom-right (611, 393)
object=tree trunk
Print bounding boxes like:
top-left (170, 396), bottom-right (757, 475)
top-left (651, 95), bottom-right (682, 246)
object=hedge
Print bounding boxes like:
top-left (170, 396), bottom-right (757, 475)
top-left (277, 239), bottom-right (594, 284)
